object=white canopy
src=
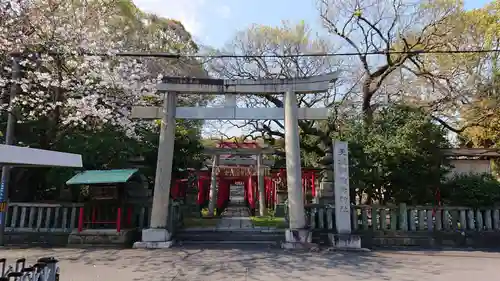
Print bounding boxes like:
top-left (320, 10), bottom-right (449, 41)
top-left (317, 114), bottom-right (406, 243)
top-left (0, 144), bottom-right (83, 167)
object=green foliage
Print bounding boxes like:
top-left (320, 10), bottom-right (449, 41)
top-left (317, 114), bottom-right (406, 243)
top-left (2, 117), bottom-right (204, 201)
top-left (440, 173), bottom-right (500, 207)
top-left (340, 105), bottom-right (451, 205)
top-left (138, 120), bottom-right (205, 186)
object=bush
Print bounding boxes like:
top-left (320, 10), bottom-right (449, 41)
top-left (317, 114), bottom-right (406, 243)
top-left (340, 105), bottom-right (451, 205)
top-left (441, 173), bottom-right (500, 207)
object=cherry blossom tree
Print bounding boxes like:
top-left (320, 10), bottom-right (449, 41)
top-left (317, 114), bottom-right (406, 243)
top-left (0, 0), bottom-right (206, 200)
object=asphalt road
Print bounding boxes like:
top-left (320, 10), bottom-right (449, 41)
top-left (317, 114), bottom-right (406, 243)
top-left (1, 246), bottom-right (499, 281)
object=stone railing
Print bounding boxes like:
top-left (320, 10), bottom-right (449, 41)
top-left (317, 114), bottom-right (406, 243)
top-left (5, 202), bottom-right (84, 233)
top-left (129, 200), bottom-right (182, 235)
top-left (4, 200), bottom-right (183, 234)
top-left (8, 202), bottom-right (499, 234)
top-left (305, 203), bottom-right (500, 232)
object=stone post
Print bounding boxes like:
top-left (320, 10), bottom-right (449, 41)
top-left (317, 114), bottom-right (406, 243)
top-left (282, 89), bottom-right (311, 248)
top-left (329, 140), bottom-right (363, 250)
top-left (134, 92), bottom-right (177, 249)
top-left (257, 154), bottom-right (266, 216)
top-left (208, 155), bottom-right (219, 216)
top-left (318, 144), bottom-right (335, 204)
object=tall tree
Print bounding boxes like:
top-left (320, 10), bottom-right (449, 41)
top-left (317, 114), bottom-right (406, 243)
top-left (400, 1), bottom-right (499, 135)
top-left (208, 21), bottom-right (347, 156)
top-left (318, 0), bottom-right (464, 123)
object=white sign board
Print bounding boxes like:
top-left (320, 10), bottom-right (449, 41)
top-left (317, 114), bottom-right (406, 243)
top-left (333, 140), bottom-right (351, 234)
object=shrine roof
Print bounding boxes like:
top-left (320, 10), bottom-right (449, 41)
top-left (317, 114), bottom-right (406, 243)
top-left (216, 141), bottom-right (262, 148)
top-left (66, 169), bottom-right (139, 185)
top-left (203, 147), bottom-right (275, 155)
top-left (0, 144), bottom-right (82, 167)
top-left (442, 148), bottom-right (500, 158)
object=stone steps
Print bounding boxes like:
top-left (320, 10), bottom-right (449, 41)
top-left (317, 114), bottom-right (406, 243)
top-left (175, 230), bottom-right (284, 247)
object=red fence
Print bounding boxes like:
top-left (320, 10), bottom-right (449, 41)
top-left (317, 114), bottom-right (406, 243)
top-left (76, 204), bottom-right (133, 233)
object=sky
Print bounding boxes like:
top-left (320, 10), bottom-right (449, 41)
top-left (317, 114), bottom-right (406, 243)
top-left (133, 0), bottom-right (492, 49)
top-left (132, 0), bottom-right (493, 138)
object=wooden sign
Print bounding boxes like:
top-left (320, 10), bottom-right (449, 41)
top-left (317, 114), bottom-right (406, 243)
top-left (162, 77), bottom-right (224, 86)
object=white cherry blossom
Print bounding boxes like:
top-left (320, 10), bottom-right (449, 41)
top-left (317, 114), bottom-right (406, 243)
top-left (0, 0), bottom-right (200, 138)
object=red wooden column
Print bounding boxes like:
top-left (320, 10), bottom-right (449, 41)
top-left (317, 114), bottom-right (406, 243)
top-left (273, 178), bottom-right (277, 206)
top-left (196, 176), bottom-right (204, 205)
top-left (217, 179), bottom-right (230, 209)
top-left (248, 175), bottom-right (256, 209)
top-left (269, 180), bottom-right (272, 206)
top-left (265, 177), bottom-right (271, 208)
top-left (171, 180), bottom-right (180, 199)
top-left (311, 171), bottom-right (316, 197)
top-left (243, 178), bottom-right (248, 205)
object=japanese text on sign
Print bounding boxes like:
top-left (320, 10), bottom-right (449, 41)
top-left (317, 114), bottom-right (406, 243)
top-left (0, 181), bottom-right (5, 225)
top-left (333, 140), bottom-right (351, 234)
top-left (0, 181), bottom-right (5, 202)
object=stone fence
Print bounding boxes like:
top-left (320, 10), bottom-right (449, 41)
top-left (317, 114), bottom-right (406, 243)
top-left (2, 201), bottom-right (181, 246)
top-left (3, 202), bottom-right (500, 248)
top-left (305, 203), bottom-right (500, 248)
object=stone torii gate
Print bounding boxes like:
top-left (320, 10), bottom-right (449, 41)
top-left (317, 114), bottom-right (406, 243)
top-left (132, 73), bottom-right (338, 249)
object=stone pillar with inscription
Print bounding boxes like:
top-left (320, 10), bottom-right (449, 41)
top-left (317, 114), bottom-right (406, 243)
top-left (329, 140), bottom-right (363, 250)
top-left (317, 143), bottom-right (335, 205)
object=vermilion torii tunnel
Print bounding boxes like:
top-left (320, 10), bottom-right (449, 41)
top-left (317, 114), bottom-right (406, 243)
top-left (170, 168), bottom-right (319, 216)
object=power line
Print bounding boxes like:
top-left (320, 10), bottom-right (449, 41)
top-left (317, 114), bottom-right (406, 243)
top-left (78, 49), bottom-right (500, 59)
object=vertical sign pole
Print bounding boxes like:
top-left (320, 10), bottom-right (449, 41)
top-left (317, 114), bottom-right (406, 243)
top-left (0, 55), bottom-right (20, 246)
top-left (333, 140), bottom-right (351, 234)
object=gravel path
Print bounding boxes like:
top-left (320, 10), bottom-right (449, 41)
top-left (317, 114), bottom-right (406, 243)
top-left (1, 246), bottom-right (499, 281)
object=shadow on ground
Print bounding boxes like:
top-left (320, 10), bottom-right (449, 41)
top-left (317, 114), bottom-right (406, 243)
top-left (2, 245), bottom-right (499, 281)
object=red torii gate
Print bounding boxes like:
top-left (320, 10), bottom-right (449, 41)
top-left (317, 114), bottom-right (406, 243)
top-left (171, 168), bottom-right (319, 213)
top-left (170, 140), bottom-right (320, 213)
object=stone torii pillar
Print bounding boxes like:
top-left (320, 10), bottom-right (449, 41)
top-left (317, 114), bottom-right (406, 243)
top-left (257, 154), bottom-right (266, 216)
top-left (131, 73), bottom-right (339, 249)
top-left (208, 155), bottom-right (220, 216)
top-left (284, 90), bottom-right (306, 231)
top-left (134, 92), bottom-right (177, 248)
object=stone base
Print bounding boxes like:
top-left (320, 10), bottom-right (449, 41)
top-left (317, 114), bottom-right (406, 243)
top-left (328, 234), bottom-right (370, 252)
top-left (281, 229), bottom-right (316, 249)
top-left (67, 229), bottom-right (138, 247)
top-left (141, 228), bottom-right (171, 242)
top-left (132, 228), bottom-right (174, 249)
top-left (133, 241), bottom-right (174, 249)
top-left (274, 204), bottom-right (286, 217)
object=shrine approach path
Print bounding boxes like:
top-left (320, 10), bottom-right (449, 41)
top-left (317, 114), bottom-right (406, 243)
top-left (1, 247), bottom-right (499, 281)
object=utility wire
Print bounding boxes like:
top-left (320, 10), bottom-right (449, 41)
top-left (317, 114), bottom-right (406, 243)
top-left (77, 49), bottom-right (500, 59)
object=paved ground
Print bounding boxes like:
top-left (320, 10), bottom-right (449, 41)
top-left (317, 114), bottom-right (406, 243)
top-left (1, 246), bottom-right (499, 281)
top-left (216, 206), bottom-right (254, 229)
top-left (229, 184), bottom-right (245, 205)
top-left (215, 185), bottom-right (253, 230)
